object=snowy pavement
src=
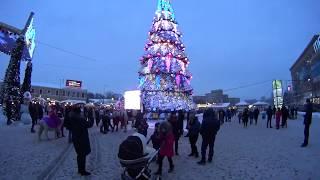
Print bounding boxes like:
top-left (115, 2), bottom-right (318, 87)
top-left (0, 115), bottom-right (319, 180)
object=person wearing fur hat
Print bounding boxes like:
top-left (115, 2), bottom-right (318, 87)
top-left (155, 121), bottom-right (175, 175)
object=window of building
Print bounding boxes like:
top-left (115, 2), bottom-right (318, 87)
top-left (62, 91), bottom-right (65, 96)
top-left (40, 89), bottom-right (42, 94)
top-left (77, 92), bottom-right (80, 97)
top-left (67, 91), bottom-right (70, 97)
top-left (56, 90), bottom-right (59, 96)
top-left (47, 90), bottom-right (51, 94)
top-left (72, 92), bottom-right (75, 97)
top-left (82, 93), bottom-right (84, 98)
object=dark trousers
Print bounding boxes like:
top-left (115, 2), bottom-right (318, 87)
top-left (68, 131), bottom-right (72, 143)
top-left (174, 136), bottom-right (179, 154)
top-left (281, 118), bottom-right (287, 128)
top-left (304, 124), bottom-right (311, 145)
top-left (250, 118), bottom-right (253, 124)
top-left (189, 135), bottom-right (199, 155)
top-left (95, 118), bottom-right (100, 126)
top-left (31, 118), bottom-right (37, 131)
top-left (267, 117), bottom-right (272, 128)
top-left (238, 117), bottom-right (241, 124)
top-left (254, 118), bottom-right (258, 125)
top-left (243, 120), bottom-right (248, 127)
top-left (77, 154), bottom-right (87, 173)
top-left (201, 136), bottom-right (215, 160)
top-left (157, 155), bottom-right (173, 173)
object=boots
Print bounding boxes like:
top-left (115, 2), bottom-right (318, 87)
top-left (197, 158), bottom-right (206, 165)
top-left (168, 165), bottom-right (174, 173)
top-left (194, 152), bottom-right (199, 158)
top-left (208, 157), bottom-right (213, 163)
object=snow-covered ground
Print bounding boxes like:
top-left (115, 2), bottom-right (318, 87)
top-left (0, 113), bottom-right (319, 179)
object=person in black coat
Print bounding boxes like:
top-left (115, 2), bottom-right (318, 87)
top-left (64, 105), bottom-right (72, 143)
top-left (29, 102), bottom-right (38, 133)
top-left (70, 106), bottom-right (94, 176)
top-left (281, 106), bottom-right (289, 128)
top-left (168, 111), bottom-right (182, 155)
top-left (266, 106), bottom-right (273, 128)
top-left (242, 108), bottom-right (249, 128)
top-left (301, 99), bottom-right (313, 147)
top-left (253, 108), bottom-right (260, 125)
top-left (198, 108), bottom-right (220, 165)
top-left (188, 112), bottom-right (200, 158)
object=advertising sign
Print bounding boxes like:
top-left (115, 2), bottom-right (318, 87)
top-left (124, 90), bottom-right (141, 110)
top-left (24, 16), bottom-right (36, 59)
top-left (66, 80), bottom-right (82, 88)
top-left (272, 80), bottom-right (283, 108)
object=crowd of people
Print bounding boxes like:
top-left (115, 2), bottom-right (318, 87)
top-left (10, 97), bottom-right (314, 178)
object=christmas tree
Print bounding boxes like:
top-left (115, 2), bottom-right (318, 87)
top-left (3, 37), bottom-right (24, 123)
top-left (21, 61), bottom-right (33, 95)
top-left (139, 0), bottom-right (193, 111)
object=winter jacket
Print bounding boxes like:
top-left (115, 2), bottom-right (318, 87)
top-left (281, 107), bottom-right (289, 120)
top-left (188, 118), bottom-right (200, 137)
top-left (70, 111), bottom-right (94, 156)
top-left (159, 132), bottom-right (175, 157)
top-left (266, 108), bottom-right (273, 118)
top-left (200, 117), bottom-right (220, 141)
top-left (169, 115), bottom-right (181, 138)
top-left (304, 103), bottom-right (313, 125)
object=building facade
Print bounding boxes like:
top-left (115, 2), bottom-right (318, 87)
top-left (193, 89), bottom-right (240, 105)
top-left (290, 35), bottom-right (320, 106)
top-left (0, 82), bottom-right (88, 102)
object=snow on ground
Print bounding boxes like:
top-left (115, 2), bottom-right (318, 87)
top-left (0, 114), bottom-right (319, 180)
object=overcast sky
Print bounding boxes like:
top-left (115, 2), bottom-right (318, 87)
top-left (0, 0), bottom-right (319, 100)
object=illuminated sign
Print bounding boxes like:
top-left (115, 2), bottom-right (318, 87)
top-left (66, 80), bottom-right (82, 88)
top-left (124, 90), bottom-right (141, 110)
top-left (24, 17), bottom-right (36, 59)
top-left (272, 80), bottom-right (283, 108)
top-left (314, 36), bottom-right (320, 53)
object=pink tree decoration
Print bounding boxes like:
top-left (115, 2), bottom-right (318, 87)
top-left (176, 74), bottom-right (181, 86)
top-left (147, 59), bottom-right (153, 71)
top-left (165, 56), bottom-right (171, 72)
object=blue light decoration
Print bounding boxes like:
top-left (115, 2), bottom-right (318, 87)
top-left (157, 0), bottom-right (175, 20)
top-left (156, 75), bottom-right (161, 89)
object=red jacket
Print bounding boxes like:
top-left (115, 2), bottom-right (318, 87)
top-left (276, 111), bottom-right (282, 121)
top-left (159, 132), bottom-right (175, 157)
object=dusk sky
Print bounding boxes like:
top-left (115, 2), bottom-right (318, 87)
top-left (0, 0), bottom-right (319, 100)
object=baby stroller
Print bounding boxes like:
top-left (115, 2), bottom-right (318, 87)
top-left (118, 133), bottom-right (159, 180)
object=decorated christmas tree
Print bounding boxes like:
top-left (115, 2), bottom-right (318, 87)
top-left (139, 0), bottom-right (193, 111)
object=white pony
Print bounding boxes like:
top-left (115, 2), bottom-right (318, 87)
top-left (38, 109), bottom-right (64, 141)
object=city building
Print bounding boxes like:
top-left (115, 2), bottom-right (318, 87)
top-left (193, 89), bottom-right (240, 105)
top-left (0, 81), bottom-right (88, 102)
top-left (290, 34), bottom-right (320, 106)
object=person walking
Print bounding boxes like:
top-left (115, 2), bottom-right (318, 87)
top-left (188, 112), bottom-right (200, 158)
top-left (266, 106), bottom-right (273, 128)
top-left (218, 110), bottom-right (225, 125)
top-left (29, 103), bottom-right (38, 133)
top-left (155, 121), bottom-right (175, 175)
top-left (249, 110), bottom-right (254, 125)
top-left (242, 108), bottom-right (249, 128)
top-left (281, 106), bottom-right (289, 128)
top-left (275, 108), bottom-right (282, 129)
top-left (69, 106), bottom-right (94, 176)
top-left (238, 111), bottom-right (242, 124)
top-left (253, 108), bottom-right (260, 125)
top-left (95, 108), bottom-right (100, 127)
top-left (301, 99), bottom-right (313, 147)
top-left (198, 109), bottom-right (220, 165)
top-left (168, 112), bottom-right (182, 156)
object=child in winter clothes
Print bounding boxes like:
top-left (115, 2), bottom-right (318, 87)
top-left (275, 108), bottom-right (282, 129)
top-left (147, 123), bottom-right (161, 150)
top-left (155, 121), bottom-right (175, 175)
